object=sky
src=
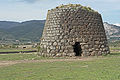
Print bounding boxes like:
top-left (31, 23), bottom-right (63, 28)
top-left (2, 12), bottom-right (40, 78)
top-left (0, 0), bottom-right (120, 24)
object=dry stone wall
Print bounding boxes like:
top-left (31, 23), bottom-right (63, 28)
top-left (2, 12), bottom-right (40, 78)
top-left (39, 4), bottom-right (110, 57)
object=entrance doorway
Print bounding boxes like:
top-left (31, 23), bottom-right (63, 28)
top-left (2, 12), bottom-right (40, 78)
top-left (73, 42), bottom-right (82, 56)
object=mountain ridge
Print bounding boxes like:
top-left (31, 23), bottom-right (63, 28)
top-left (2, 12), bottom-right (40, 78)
top-left (0, 20), bottom-right (45, 43)
top-left (0, 21), bottom-right (20, 29)
top-left (104, 22), bottom-right (120, 41)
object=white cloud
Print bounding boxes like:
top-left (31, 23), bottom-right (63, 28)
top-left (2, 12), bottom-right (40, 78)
top-left (114, 23), bottom-right (120, 26)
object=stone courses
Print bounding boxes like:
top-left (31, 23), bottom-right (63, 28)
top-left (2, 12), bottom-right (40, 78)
top-left (39, 4), bottom-right (110, 57)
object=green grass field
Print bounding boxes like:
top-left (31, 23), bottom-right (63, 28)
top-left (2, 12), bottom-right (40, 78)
top-left (0, 57), bottom-right (119, 80)
top-left (0, 47), bottom-right (119, 80)
top-left (110, 47), bottom-right (120, 50)
top-left (0, 48), bottom-right (37, 52)
top-left (0, 53), bottom-right (42, 61)
top-left (0, 52), bottom-right (119, 61)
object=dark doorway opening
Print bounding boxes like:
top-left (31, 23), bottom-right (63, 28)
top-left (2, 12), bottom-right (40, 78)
top-left (73, 42), bottom-right (82, 56)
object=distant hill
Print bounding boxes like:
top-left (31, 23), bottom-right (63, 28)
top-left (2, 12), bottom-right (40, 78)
top-left (0, 20), bottom-right (120, 43)
top-left (104, 22), bottom-right (120, 41)
top-left (0, 28), bottom-right (14, 40)
top-left (0, 21), bottom-right (20, 29)
top-left (8, 20), bottom-right (45, 42)
top-left (0, 20), bottom-right (45, 43)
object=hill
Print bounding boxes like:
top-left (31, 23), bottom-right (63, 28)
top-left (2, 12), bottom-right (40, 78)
top-left (0, 28), bottom-right (15, 42)
top-left (0, 20), bottom-right (45, 43)
top-left (8, 20), bottom-right (45, 42)
top-left (104, 22), bottom-right (120, 41)
top-left (0, 21), bottom-right (20, 29)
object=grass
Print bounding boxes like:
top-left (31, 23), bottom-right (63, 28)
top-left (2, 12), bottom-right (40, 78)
top-left (0, 53), bottom-right (66, 61)
top-left (0, 53), bottom-right (48, 61)
top-left (110, 47), bottom-right (120, 50)
top-left (0, 48), bottom-right (37, 52)
top-left (53, 4), bottom-right (96, 12)
top-left (0, 47), bottom-right (119, 80)
top-left (0, 52), bottom-right (119, 80)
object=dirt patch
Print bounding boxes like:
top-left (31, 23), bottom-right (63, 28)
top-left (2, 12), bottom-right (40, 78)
top-left (0, 61), bottom-right (20, 67)
top-left (0, 57), bottom-right (100, 67)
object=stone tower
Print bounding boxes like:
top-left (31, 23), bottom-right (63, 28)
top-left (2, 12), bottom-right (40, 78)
top-left (39, 4), bottom-right (110, 57)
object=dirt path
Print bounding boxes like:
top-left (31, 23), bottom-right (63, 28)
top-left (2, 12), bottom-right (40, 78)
top-left (0, 57), bottom-right (96, 67)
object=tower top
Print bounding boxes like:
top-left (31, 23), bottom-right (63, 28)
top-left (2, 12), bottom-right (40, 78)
top-left (49, 4), bottom-right (97, 12)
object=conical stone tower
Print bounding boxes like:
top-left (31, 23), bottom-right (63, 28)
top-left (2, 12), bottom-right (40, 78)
top-left (39, 4), bottom-right (110, 57)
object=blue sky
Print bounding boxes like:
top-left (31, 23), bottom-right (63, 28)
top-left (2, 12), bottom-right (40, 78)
top-left (0, 0), bottom-right (119, 24)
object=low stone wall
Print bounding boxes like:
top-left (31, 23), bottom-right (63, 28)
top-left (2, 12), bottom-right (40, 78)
top-left (39, 4), bottom-right (110, 57)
